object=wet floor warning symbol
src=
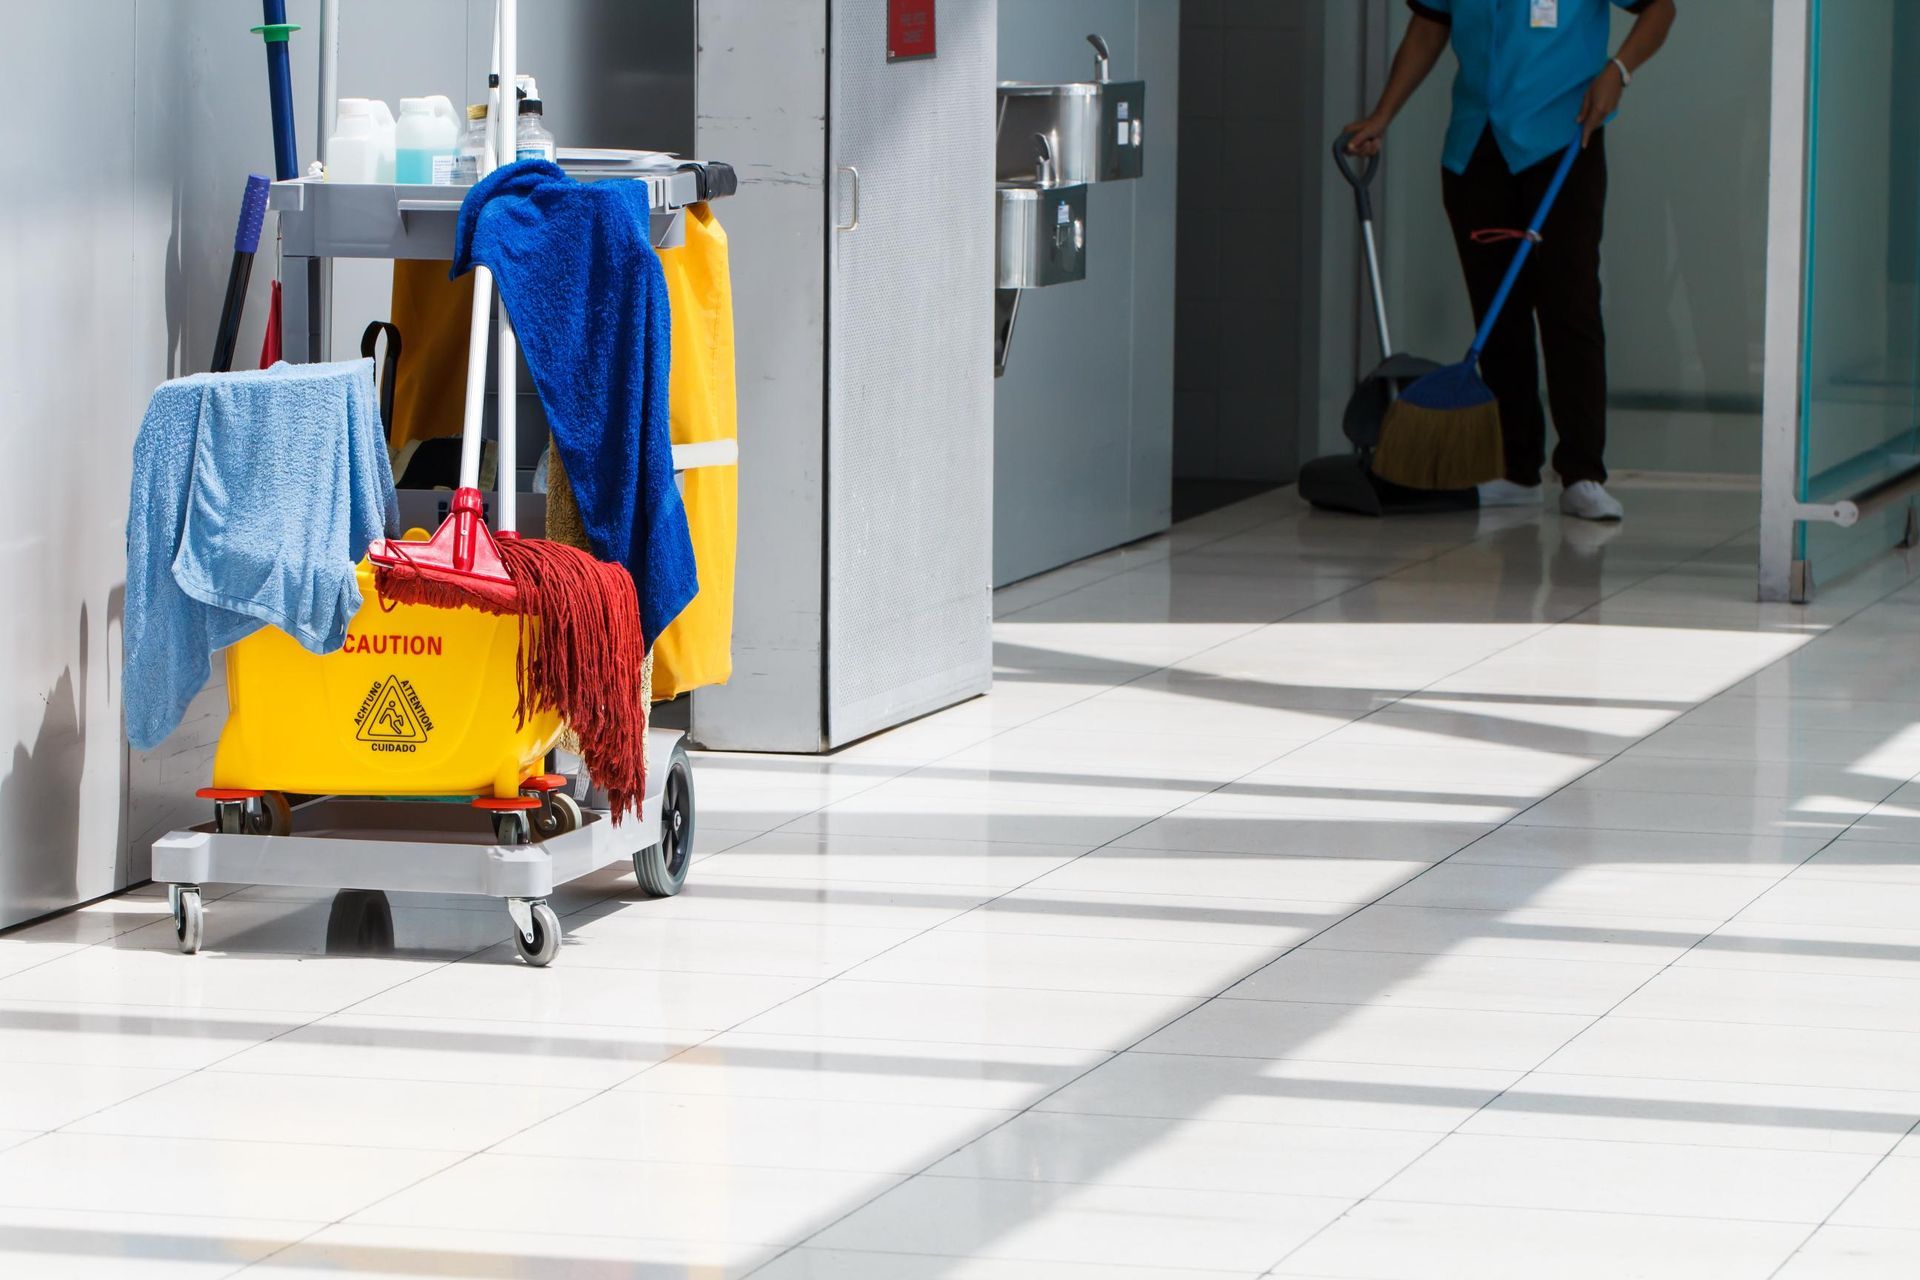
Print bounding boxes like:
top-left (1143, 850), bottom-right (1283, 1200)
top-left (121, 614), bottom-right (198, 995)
top-left (355, 676), bottom-right (430, 745)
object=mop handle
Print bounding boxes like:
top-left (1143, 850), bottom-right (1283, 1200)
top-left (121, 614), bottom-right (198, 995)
top-left (494, 0), bottom-right (519, 535)
top-left (1466, 136), bottom-right (1583, 365)
top-left (210, 175), bottom-right (272, 374)
top-left (252, 1), bottom-right (301, 182)
top-left (456, 4), bottom-right (504, 495)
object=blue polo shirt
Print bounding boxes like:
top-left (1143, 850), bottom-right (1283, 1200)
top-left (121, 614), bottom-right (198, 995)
top-left (1411, 0), bottom-right (1650, 174)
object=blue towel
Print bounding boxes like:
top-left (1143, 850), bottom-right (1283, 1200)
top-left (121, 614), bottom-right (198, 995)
top-left (124, 359), bottom-right (397, 750)
top-left (454, 159), bottom-right (697, 643)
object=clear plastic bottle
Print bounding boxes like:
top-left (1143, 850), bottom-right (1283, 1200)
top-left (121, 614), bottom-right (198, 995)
top-left (453, 103), bottom-right (488, 183)
top-left (516, 99), bottom-right (556, 164)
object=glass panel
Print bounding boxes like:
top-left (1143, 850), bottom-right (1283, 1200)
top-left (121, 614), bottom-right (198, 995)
top-left (1378, 2), bottom-right (1771, 475)
top-left (1799, 0), bottom-right (1920, 578)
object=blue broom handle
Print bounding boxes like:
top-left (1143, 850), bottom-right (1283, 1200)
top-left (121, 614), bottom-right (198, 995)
top-left (261, 0), bottom-right (299, 181)
top-left (1466, 137), bottom-right (1584, 364)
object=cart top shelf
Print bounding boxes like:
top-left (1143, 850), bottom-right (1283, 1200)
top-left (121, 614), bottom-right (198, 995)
top-left (271, 161), bottom-right (736, 261)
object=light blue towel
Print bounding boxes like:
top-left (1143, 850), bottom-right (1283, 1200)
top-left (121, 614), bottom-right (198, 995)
top-left (125, 359), bottom-right (397, 750)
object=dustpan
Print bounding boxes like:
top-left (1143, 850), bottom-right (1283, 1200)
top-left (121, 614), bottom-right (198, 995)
top-left (1301, 132), bottom-right (1474, 516)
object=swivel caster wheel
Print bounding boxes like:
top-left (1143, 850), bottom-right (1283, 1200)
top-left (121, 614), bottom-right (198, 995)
top-left (509, 900), bottom-right (561, 967)
top-left (215, 792), bottom-right (292, 837)
top-left (634, 744), bottom-right (694, 898)
top-left (171, 887), bottom-right (204, 955)
top-left (489, 810), bottom-right (534, 846)
top-left (532, 792), bottom-right (584, 839)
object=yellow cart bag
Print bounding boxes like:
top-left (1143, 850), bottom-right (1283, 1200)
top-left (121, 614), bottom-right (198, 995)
top-left (213, 562), bottom-right (563, 800)
top-left (651, 202), bottom-right (738, 698)
top-left (385, 260), bottom-right (475, 455)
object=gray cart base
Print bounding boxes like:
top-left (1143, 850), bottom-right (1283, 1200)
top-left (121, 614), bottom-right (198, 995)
top-left (152, 727), bottom-right (694, 966)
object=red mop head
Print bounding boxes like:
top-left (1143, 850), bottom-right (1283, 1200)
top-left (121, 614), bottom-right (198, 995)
top-left (495, 537), bottom-right (649, 821)
top-left (370, 488), bottom-right (519, 614)
top-left (370, 491), bottom-right (648, 818)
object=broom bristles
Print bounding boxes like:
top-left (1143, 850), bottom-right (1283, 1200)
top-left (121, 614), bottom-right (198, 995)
top-left (1371, 400), bottom-right (1506, 491)
top-left (1369, 361), bottom-right (1506, 491)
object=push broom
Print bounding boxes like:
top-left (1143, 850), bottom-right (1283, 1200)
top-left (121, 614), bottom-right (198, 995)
top-left (1369, 135), bottom-right (1584, 492)
top-left (367, 0), bottom-right (650, 816)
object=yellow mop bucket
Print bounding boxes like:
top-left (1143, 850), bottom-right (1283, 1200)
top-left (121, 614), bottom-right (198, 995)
top-left (212, 562), bottom-right (563, 800)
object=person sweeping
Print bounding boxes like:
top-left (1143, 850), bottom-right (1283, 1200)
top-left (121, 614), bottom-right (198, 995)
top-left (1346, 0), bottom-right (1676, 522)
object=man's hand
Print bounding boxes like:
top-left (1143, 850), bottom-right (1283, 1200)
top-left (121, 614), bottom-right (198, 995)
top-left (1577, 64), bottom-right (1625, 149)
top-left (1343, 115), bottom-right (1390, 157)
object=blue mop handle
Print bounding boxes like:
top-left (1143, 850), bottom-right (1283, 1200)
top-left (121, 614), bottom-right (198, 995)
top-left (254, 1), bottom-right (301, 182)
top-left (1466, 137), bottom-right (1584, 364)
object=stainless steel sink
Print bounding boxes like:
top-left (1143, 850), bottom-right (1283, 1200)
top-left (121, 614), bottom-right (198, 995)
top-left (996, 35), bottom-right (1145, 185)
top-left (996, 182), bottom-right (1087, 290)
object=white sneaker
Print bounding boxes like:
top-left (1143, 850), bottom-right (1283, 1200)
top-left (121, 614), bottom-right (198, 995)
top-left (1560, 480), bottom-right (1624, 521)
top-left (1478, 479), bottom-right (1543, 507)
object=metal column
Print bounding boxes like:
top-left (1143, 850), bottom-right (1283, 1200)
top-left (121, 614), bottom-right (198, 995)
top-left (1758, 0), bottom-right (1813, 603)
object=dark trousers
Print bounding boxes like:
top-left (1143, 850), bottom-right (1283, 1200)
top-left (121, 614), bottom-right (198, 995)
top-left (1442, 128), bottom-right (1609, 486)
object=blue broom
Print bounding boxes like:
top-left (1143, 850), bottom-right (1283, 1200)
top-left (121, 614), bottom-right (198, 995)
top-left (1370, 135), bottom-right (1584, 491)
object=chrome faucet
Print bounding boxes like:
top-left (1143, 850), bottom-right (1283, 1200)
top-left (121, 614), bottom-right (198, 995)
top-left (1088, 33), bottom-right (1111, 84)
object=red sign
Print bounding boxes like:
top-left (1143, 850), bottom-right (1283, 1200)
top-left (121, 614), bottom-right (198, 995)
top-left (888, 0), bottom-right (936, 62)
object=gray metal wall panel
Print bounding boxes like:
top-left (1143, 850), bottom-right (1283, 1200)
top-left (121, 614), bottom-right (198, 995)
top-left (689, 0), bottom-right (832, 752)
top-left (992, 0), bottom-right (1179, 587)
top-left (825, 0), bottom-right (997, 746)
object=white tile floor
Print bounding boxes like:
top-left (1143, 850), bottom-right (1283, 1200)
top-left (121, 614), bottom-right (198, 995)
top-left (5, 483), bottom-right (1920, 1277)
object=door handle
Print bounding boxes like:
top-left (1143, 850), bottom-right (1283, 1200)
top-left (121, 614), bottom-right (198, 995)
top-left (836, 165), bottom-right (861, 232)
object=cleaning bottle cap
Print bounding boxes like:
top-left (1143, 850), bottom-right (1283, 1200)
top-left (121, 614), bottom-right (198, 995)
top-left (467, 103), bottom-right (489, 121)
top-left (519, 99), bottom-right (544, 116)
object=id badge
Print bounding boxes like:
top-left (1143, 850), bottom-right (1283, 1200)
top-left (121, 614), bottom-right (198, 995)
top-left (1531, 0), bottom-right (1558, 28)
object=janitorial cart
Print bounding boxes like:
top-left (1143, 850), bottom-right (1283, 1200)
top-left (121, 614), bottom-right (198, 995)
top-left (151, 0), bottom-right (735, 966)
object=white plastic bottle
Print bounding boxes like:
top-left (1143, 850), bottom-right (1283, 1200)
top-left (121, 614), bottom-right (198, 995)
top-left (327, 98), bottom-right (396, 183)
top-left (396, 96), bottom-right (461, 184)
top-left (516, 98), bottom-right (556, 163)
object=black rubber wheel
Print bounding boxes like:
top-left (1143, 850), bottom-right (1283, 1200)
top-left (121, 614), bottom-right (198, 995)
top-left (531, 792), bottom-right (584, 839)
top-left (491, 810), bottom-right (533, 845)
top-left (513, 902), bottom-right (561, 966)
top-left (634, 745), bottom-right (694, 898)
top-left (325, 889), bottom-right (395, 954)
top-left (249, 792), bottom-right (294, 836)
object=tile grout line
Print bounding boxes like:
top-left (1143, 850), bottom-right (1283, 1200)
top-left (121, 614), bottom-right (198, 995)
top-left (1274, 717), bottom-right (1920, 1277)
top-left (1766, 1114), bottom-right (1920, 1278)
top-left (5, 493), bottom-right (1909, 1275)
top-left (292, 506), bottom-right (1811, 1273)
top-left (1254, 524), bottom-right (1920, 1275)
top-left (731, 510), bottom-right (1552, 1275)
